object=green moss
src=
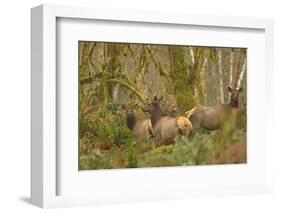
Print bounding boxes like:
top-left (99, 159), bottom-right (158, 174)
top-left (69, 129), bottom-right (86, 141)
top-left (168, 46), bottom-right (196, 113)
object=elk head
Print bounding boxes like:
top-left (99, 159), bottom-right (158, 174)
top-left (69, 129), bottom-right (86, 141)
top-left (228, 86), bottom-right (242, 107)
top-left (143, 96), bottom-right (163, 127)
top-left (123, 105), bottom-right (136, 130)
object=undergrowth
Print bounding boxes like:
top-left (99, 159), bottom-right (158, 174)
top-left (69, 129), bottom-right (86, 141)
top-left (79, 102), bottom-right (246, 170)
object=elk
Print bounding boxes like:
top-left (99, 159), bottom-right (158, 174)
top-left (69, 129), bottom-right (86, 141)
top-left (144, 96), bottom-right (192, 147)
top-left (185, 86), bottom-right (243, 136)
top-left (212, 141), bottom-right (246, 164)
top-left (124, 106), bottom-right (153, 141)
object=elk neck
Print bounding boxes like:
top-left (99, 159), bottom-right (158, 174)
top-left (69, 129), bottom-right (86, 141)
top-left (230, 98), bottom-right (239, 108)
top-left (126, 113), bottom-right (136, 130)
top-left (151, 105), bottom-right (163, 128)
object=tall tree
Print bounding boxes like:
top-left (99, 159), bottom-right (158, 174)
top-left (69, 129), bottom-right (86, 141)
top-left (168, 46), bottom-right (196, 112)
top-left (229, 48), bottom-right (234, 100)
top-left (105, 43), bottom-right (122, 100)
top-left (237, 57), bottom-right (247, 88)
top-left (233, 49), bottom-right (247, 89)
top-left (200, 54), bottom-right (208, 105)
top-left (188, 47), bottom-right (198, 103)
top-left (217, 48), bottom-right (224, 103)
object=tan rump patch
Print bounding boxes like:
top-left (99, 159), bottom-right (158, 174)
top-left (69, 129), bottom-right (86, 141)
top-left (176, 116), bottom-right (193, 135)
top-left (185, 107), bottom-right (197, 119)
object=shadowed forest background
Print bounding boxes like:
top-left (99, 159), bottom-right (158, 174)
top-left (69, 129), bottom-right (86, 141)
top-left (79, 41), bottom-right (247, 170)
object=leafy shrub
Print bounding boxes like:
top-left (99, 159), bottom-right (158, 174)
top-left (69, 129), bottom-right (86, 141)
top-left (173, 135), bottom-right (209, 165)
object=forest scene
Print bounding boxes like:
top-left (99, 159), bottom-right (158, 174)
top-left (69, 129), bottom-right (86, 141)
top-left (79, 41), bottom-right (247, 170)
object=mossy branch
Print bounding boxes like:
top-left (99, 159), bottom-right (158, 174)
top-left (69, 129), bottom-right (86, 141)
top-left (80, 69), bottom-right (133, 85)
top-left (106, 79), bottom-right (147, 103)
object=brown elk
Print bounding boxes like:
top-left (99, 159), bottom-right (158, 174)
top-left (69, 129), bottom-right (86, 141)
top-left (144, 96), bottom-right (192, 146)
top-left (124, 106), bottom-right (153, 141)
top-left (212, 141), bottom-right (246, 164)
top-left (185, 86), bottom-right (243, 136)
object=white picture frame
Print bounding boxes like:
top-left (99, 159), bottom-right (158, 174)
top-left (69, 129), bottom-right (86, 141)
top-left (31, 4), bottom-right (274, 208)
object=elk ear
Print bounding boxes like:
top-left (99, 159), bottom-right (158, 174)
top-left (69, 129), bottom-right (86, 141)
top-left (238, 87), bottom-right (243, 92)
top-left (227, 86), bottom-right (232, 93)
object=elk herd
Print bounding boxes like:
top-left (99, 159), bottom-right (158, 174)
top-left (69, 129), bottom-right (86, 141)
top-left (123, 86), bottom-right (246, 164)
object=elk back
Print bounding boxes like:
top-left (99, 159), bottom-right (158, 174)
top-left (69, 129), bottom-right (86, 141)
top-left (133, 119), bottom-right (153, 140)
top-left (154, 116), bottom-right (192, 146)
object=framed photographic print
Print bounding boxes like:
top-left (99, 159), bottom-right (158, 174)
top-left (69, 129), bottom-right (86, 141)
top-left (31, 4), bottom-right (274, 208)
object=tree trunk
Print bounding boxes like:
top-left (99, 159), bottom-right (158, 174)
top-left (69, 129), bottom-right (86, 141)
top-left (237, 57), bottom-right (247, 88)
top-left (200, 56), bottom-right (208, 104)
top-left (168, 46), bottom-right (196, 112)
top-left (189, 47), bottom-right (195, 65)
top-left (112, 85), bottom-right (120, 101)
top-left (229, 49), bottom-right (234, 100)
top-left (105, 44), bottom-right (122, 101)
top-left (188, 47), bottom-right (198, 103)
top-left (217, 48), bottom-right (224, 103)
top-left (229, 49), bottom-right (234, 86)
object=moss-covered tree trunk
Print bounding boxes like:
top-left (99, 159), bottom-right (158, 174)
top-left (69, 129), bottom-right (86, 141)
top-left (200, 55), bottom-right (208, 105)
top-left (168, 46), bottom-right (196, 113)
top-left (228, 48), bottom-right (234, 101)
top-left (79, 42), bottom-right (96, 113)
top-left (105, 44), bottom-right (122, 101)
top-left (217, 48), bottom-right (224, 103)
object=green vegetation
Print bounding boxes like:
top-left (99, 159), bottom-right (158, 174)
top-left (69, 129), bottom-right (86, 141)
top-left (79, 102), bottom-right (246, 170)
